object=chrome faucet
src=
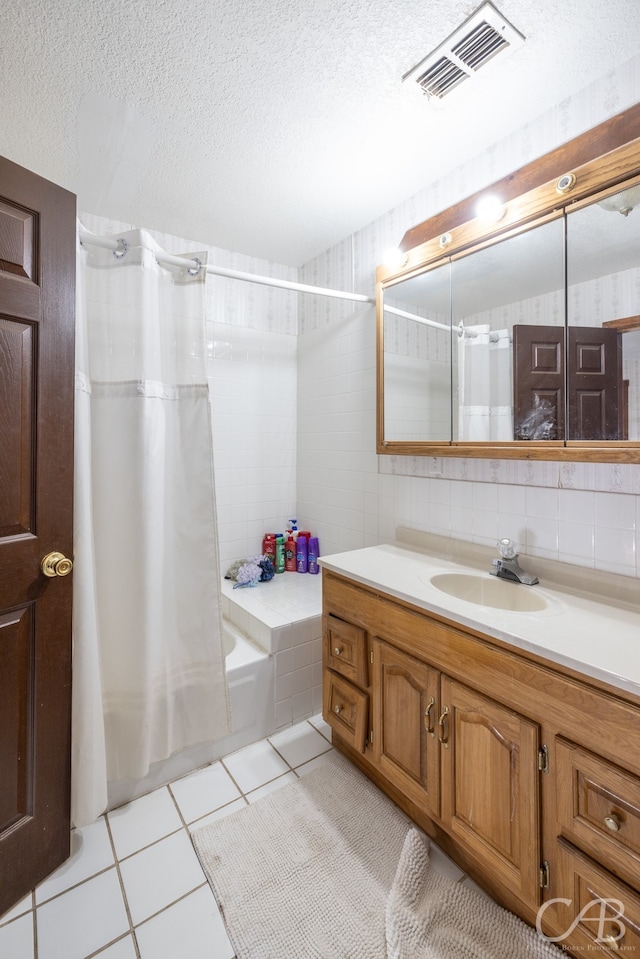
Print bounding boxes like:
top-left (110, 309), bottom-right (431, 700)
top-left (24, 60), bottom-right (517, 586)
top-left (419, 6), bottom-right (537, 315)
top-left (490, 538), bottom-right (539, 586)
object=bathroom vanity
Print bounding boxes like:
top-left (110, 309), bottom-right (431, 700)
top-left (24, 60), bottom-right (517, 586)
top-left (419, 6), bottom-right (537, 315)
top-left (321, 533), bottom-right (640, 954)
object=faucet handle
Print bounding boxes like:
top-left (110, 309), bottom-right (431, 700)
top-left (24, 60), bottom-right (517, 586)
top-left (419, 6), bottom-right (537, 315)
top-left (497, 537), bottom-right (517, 559)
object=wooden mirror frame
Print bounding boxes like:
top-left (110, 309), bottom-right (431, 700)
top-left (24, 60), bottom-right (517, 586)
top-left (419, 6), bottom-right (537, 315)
top-left (376, 103), bottom-right (640, 462)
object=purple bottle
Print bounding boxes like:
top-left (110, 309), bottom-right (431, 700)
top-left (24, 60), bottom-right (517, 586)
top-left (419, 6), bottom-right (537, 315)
top-left (307, 537), bottom-right (319, 574)
top-left (296, 535), bottom-right (308, 573)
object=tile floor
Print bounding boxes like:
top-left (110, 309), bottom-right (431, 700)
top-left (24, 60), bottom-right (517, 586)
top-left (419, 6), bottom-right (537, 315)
top-left (0, 715), bottom-right (483, 959)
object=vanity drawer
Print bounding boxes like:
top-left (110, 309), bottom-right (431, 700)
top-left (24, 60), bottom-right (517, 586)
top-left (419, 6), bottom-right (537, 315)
top-left (555, 839), bottom-right (640, 955)
top-left (556, 738), bottom-right (640, 887)
top-left (323, 672), bottom-right (369, 753)
top-left (323, 614), bottom-right (368, 688)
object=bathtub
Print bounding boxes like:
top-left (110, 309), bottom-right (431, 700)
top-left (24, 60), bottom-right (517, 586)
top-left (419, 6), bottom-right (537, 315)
top-left (107, 619), bottom-right (275, 810)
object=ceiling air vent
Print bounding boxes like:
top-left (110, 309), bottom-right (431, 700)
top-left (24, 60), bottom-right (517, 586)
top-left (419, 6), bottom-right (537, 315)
top-left (403, 1), bottom-right (525, 100)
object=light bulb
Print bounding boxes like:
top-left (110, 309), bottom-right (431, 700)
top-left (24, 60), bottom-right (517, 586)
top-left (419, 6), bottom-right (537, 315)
top-left (476, 195), bottom-right (506, 223)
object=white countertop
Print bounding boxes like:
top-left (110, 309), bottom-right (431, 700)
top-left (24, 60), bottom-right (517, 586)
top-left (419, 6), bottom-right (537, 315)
top-left (319, 543), bottom-right (640, 699)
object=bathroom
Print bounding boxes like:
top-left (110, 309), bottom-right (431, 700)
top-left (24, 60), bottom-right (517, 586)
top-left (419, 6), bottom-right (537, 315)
top-left (2, 2), bottom-right (640, 957)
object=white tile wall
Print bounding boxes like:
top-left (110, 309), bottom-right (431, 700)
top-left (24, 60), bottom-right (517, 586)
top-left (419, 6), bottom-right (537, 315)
top-left (80, 52), bottom-right (640, 610)
top-left (297, 55), bottom-right (640, 581)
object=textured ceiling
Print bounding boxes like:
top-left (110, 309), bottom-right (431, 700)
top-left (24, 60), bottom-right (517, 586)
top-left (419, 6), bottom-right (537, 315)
top-left (2, 0), bottom-right (640, 266)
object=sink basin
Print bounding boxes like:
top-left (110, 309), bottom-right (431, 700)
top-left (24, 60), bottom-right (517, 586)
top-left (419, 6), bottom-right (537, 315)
top-left (428, 573), bottom-right (548, 612)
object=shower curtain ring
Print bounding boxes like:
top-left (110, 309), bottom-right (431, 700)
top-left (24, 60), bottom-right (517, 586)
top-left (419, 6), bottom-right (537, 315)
top-left (187, 257), bottom-right (203, 277)
top-left (113, 238), bottom-right (129, 259)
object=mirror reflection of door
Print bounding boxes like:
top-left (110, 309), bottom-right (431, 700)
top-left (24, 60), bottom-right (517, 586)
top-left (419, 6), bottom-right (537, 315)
top-left (512, 325), bottom-right (622, 441)
top-left (565, 187), bottom-right (640, 442)
top-left (452, 217), bottom-right (565, 442)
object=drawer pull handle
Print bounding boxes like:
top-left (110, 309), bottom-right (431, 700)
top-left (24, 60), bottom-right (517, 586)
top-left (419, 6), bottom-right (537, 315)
top-left (333, 646), bottom-right (344, 656)
top-left (424, 697), bottom-right (435, 737)
top-left (604, 813), bottom-right (622, 833)
top-left (602, 933), bottom-right (622, 950)
top-left (333, 704), bottom-right (343, 715)
top-left (438, 706), bottom-right (450, 748)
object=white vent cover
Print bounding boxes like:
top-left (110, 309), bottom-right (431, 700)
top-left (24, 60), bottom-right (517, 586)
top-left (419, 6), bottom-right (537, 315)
top-left (403, 1), bottom-right (525, 100)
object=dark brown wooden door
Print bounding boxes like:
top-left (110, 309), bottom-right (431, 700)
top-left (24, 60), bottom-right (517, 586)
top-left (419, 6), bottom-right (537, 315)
top-left (567, 326), bottom-right (623, 440)
top-left (513, 324), bottom-right (564, 441)
top-left (0, 155), bottom-right (76, 915)
top-left (513, 324), bottom-right (623, 441)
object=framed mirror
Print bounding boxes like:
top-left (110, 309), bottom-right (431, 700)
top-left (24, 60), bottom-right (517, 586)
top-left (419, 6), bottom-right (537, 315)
top-left (376, 104), bottom-right (640, 462)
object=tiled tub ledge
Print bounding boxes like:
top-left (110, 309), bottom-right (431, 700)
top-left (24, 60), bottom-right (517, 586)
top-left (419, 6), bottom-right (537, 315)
top-left (221, 572), bottom-right (323, 729)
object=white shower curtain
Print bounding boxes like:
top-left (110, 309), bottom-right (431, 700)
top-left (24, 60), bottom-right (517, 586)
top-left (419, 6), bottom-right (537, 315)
top-left (72, 228), bottom-right (230, 827)
top-left (457, 324), bottom-right (513, 441)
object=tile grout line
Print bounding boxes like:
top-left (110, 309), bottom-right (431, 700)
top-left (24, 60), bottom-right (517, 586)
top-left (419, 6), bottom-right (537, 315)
top-left (2, 717), bottom-right (333, 958)
top-left (103, 808), bottom-right (142, 959)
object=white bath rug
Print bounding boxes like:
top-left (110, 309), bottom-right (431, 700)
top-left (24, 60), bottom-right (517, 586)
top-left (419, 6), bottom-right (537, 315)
top-left (191, 751), bottom-right (562, 959)
top-left (386, 827), bottom-right (562, 959)
top-left (192, 751), bottom-right (409, 958)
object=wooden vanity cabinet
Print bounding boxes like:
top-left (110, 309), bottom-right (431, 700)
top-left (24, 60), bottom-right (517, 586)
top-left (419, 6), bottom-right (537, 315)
top-left (371, 639), bottom-right (440, 817)
top-left (322, 569), bottom-right (640, 953)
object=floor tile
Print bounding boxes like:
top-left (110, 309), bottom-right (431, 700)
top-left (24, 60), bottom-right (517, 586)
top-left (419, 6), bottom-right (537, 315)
top-left (269, 720), bottom-right (332, 767)
top-left (0, 911), bottom-right (34, 959)
top-left (94, 935), bottom-right (138, 958)
top-left (246, 771), bottom-right (297, 803)
top-left (36, 867), bottom-right (129, 959)
top-left (0, 893), bottom-right (32, 925)
top-left (188, 797), bottom-right (247, 832)
top-left (107, 787), bottom-right (183, 860)
top-left (36, 816), bottom-right (115, 904)
top-left (222, 739), bottom-right (290, 793)
top-left (135, 886), bottom-right (234, 959)
top-left (308, 713), bottom-right (332, 741)
top-left (295, 748), bottom-right (340, 777)
top-left (119, 830), bottom-right (207, 926)
top-left (170, 761), bottom-right (241, 824)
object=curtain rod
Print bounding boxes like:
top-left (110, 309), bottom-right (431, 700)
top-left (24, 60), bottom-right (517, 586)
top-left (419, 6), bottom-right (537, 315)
top-left (78, 228), bottom-right (375, 305)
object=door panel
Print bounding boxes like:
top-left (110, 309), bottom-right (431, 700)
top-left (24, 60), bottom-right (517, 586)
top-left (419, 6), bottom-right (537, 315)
top-left (440, 677), bottom-right (540, 907)
top-left (513, 324), bottom-right (624, 441)
top-left (0, 155), bottom-right (75, 916)
top-left (567, 327), bottom-right (622, 440)
top-left (372, 638), bottom-right (440, 817)
top-left (513, 324), bottom-right (564, 440)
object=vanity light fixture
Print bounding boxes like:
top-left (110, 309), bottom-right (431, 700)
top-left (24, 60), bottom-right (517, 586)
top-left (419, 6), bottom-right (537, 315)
top-left (556, 173), bottom-right (576, 194)
top-left (383, 247), bottom-right (409, 269)
top-left (598, 184), bottom-right (640, 216)
top-left (476, 194), bottom-right (506, 223)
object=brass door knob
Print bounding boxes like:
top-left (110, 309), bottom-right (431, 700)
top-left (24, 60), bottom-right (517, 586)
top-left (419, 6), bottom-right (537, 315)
top-left (41, 551), bottom-right (74, 578)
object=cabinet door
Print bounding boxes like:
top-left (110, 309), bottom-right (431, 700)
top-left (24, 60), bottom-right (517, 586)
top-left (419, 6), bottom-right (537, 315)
top-left (372, 639), bottom-right (440, 817)
top-left (440, 677), bottom-right (540, 907)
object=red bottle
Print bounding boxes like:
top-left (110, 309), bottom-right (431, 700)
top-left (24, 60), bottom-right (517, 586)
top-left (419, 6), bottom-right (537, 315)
top-left (285, 534), bottom-right (296, 571)
top-left (262, 533), bottom-right (276, 566)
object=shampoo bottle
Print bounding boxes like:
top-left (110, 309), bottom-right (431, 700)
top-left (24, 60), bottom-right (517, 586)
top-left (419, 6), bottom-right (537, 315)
top-left (262, 533), bottom-right (276, 566)
top-left (307, 536), bottom-right (319, 574)
top-left (285, 534), bottom-right (296, 571)
top-left (275, 534), bottom-right (285, 573)
top-left (296, 535), bottom-right (308, 573)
